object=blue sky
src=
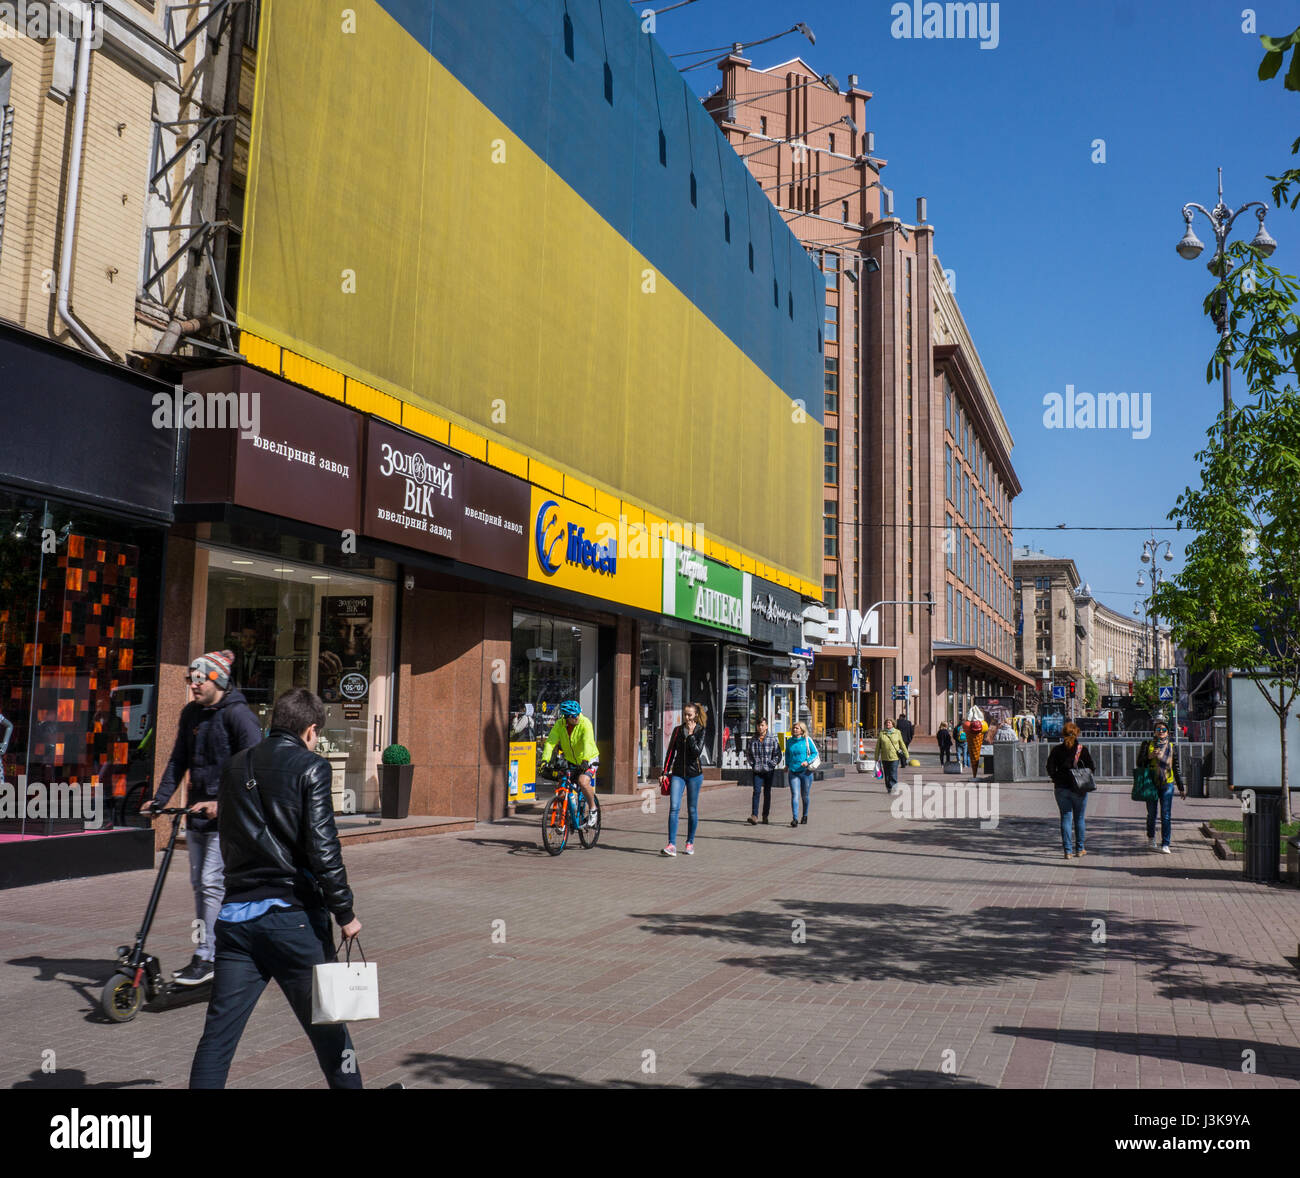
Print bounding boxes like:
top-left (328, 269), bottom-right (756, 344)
top-left (651, 0), bottom-right (1297, 619)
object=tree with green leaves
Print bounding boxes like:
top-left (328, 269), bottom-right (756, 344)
top-left (1130, 672), bottom-right (1173, 720)
top-left (1084, 674), bottom-right (1099, 713)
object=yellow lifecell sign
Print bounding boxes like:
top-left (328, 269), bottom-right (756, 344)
top-left (509, 741), bottom-right (536, 803)
top-left (526, 488), bottom-right (662, 612)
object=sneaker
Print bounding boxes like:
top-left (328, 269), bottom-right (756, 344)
top-left (1149, 838), bottom-right (1159, 851)
top-left (1063, 851), bottom-right (1073, 860)
top-left (586, 808), bottom-right (599, 829)
top-left (1077, 848), bottom-right (1087, 857)
top-left (746, 816), bottom-right (758, 825)
top-left (661, 844), bottom-right (676, 857)
top-left (683, 843), bottom-right (694, 855)
top-left (800, 816), bottom-right (808, 825)
top-left (1160, 845), bottom-right (1172, 854)
top-left (790, 819), bottom-right (799, 828)
top-left (172, 955), bottom-right (214, 986)
top-left (761, 817), bottom-right (769, 825)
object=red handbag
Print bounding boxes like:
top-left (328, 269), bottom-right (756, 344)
top-left (660, 728), bottom-right (676, 794)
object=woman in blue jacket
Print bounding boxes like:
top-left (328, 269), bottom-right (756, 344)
top-left (784, 721), bottom-right (817, 828)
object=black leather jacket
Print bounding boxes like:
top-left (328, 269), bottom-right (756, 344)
top-left (218, 729), bottom-right (356, 926)
top-left (665, 723), bottom-right (707, 779)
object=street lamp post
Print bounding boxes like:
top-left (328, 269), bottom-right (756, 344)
top-left (1137, 536), bottom-right (1174, 728)
top-left (1176, 167), bottom-right (1277, 420)
top-left (852, 596), bottom-right (934, 769)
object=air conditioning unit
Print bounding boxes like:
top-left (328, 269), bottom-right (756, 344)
top-left (525, 648), bottom-right (557, 663)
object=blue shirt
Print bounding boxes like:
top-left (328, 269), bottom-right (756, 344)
top-left (217, 898), bottom-right (293, 923)
top-left (784, 736), bottom-right (816, 771)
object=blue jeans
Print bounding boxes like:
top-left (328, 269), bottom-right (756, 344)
top-left (1054, 786), bottom-right (1088, 853)
top-left (1146, 782), bottom-right (1175, 847)
top-left (788, 772), bottom-right (811, 819)
top-left (955, 745), bottom-right (967, 768)
top-left (751, 771), bottom-right (772, 818)
top-left (881, 760), bottom-right (899, 792)
top-left (187, 828), bottom-right (224, 963)
top-left (189, 906), bottom-right (361, 1089)
top-left (668, 774), bottom-right (703, 845)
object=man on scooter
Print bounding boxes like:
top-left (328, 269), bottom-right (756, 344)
top-left (142, 650), bottom-right (261, 986)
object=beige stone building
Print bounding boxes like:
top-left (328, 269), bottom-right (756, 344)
top-left (0, 0), bottom-right (252, 361)
top-left (1014, 547), bottom-right (1173, 709)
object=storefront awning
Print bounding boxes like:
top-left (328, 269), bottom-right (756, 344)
top-left (931, 641), bottom-right (1036, 688)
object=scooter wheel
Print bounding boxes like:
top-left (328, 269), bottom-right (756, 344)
top-left (100, 972), bottom-right (143, 1023)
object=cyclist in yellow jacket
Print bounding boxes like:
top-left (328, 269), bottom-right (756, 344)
top-left (542, 699), bottom-right (600, 828)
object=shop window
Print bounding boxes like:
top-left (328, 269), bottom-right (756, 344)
top-left (512, 611), bottom-right (598, 776)
top-left (201, 546), bottom-right (395, 815)
top-left (0, 494), bottom-right (164, 835)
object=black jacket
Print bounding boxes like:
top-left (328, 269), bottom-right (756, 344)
top-left (1046, 741), bottom-right (1095, 790)
top-left (665, 723), bottom-right (707, 779)
top-left (1138, 740), bottom-right (1185, 792)
top-left (153, 690), bottom-right (262, 832)
top-left (896, 718), bottom-right (915, 746)
top-left (218, 729), bottom-right (356, 926)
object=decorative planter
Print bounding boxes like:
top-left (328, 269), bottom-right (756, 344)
top-left (380, 763), bottom-right (414, 819)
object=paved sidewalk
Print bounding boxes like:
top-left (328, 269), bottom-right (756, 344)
top-left (3, 772), bottom-right (1299, 1089)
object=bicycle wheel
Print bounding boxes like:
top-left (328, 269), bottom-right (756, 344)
top-left (578, 797), bottom-right (601, 848)
top-left (541, 797), bottom-right (568, 856)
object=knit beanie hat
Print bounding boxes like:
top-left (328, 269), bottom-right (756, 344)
top-left (191, 650), bottom-right (235, 690)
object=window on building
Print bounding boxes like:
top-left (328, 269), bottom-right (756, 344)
top-left (825, 300), bottom-right (838, 343)
top-left (824, 572), bottom-right (838, 609)
top-left (842, 200), bottom-right (849, 223)
top-left (824, 356), bottom-right (839, 414)
top-left (824, 430), bottom-right (838, 484)
top-left (760, 116), bottom-right (768, 136)
top-left (824, 502), bottom-right (837, 557)
top-left (824, 250), bottom-right (839, 289)
top-left (946, 585), bottom-right (953, 639)
top-left (828, 132), bottom-right (835, 154)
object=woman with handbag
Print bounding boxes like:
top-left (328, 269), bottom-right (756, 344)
top-left (746, 717), bottom-right (780, 825)
top-left (874, 717), bottom-right (909, 795)
top-left (1046, 721), bottom-right (1096, 860)
top-left (784, 721), bottom-right (819, 827)
top-left (1139, 719), bottom-right (1185, 853)
top-left (661, 702), bottom-right (708, 857)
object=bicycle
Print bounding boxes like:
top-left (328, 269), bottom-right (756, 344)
top-left (540, 754), bottom-right (601, 856)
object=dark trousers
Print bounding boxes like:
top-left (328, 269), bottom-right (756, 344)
top-left (751, 771), bottom-right (773, 818)
top-left (189, 906), bottom-right (361, 1089)
top-left (937, 741), bottom-right (951, 765)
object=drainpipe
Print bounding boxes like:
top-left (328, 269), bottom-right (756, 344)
top-left (55, 6), bottom-right (109, 360)
top-left (157, 316), bottom-right (201, 354)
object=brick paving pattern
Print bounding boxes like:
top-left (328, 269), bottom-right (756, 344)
top-left (4, 768), bottom-right (1299, 1089)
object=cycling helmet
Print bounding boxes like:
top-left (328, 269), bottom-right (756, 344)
top-left (559, 699), bottom-right (582, 718)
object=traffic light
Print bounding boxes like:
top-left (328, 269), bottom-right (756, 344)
top-left (924, 590), bottom-right (934, 617)
top-left (1068, 680), bottom-right (1076, 698)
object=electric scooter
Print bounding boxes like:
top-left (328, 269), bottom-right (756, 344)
top-left (99, 806), bottom-right (210, 1022)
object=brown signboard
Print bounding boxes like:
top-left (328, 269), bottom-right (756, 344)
top-left (363, 419), bottom-right (464, 558)
top-left (460, 461), bottom-right (530, 579)
top-left (183, 366), bottom-right (362, 532)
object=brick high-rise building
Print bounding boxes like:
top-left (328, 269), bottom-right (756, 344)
top-left (706, 54), bottom-right (1030, 737)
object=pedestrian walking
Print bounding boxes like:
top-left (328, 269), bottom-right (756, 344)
top-left (895, 713), bottom-right (915, 747)
top-left (1139, 718), bottom-right (1185, 853)
top-left (954, 724), bottom-right (968, 769)
top-left (784, 721), bottom-right (817, 826)
top-left (189, 689), bottom-right (363, 1089)
top-left (874, 717), bottom-right (908, 794)
top-left (746, 717), bottom-right (780, 825)
top-left (1046, 721), bottom-right (1096, 860)
top-left (662, 702), bottom-right (708, 857)
top-left (142, 650), bottom-right (261, 986)
top-left (936, 721), bottom-right (953, 765)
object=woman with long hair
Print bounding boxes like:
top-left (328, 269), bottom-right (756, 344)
top-left (662, 702), bottom-right (708, 857)
top-left (1046, 720), bottom-right (1096, 860)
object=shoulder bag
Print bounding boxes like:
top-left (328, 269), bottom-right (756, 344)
top-left (1069, 744), bottom-right (1096, 794)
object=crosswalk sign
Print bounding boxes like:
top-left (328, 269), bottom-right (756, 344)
top-left (1158, 686), bottom-right (1174, 701)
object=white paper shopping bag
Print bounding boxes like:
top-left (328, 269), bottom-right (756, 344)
top-left (312, 943), bottom-right (379, 1024)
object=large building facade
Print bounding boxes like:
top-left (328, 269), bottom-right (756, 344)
top-left (705, 53), bottom-right (1029, 737)
top-left (0, 1), bottom-right (824, 884)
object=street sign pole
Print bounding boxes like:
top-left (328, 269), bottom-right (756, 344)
top-left (853, 596), bottom-right (936, 770)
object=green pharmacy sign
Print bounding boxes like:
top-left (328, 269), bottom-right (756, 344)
top-left (662, 542), bottom-right (751, 636)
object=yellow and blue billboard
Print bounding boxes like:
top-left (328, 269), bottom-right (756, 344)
top-left (239, 0), bottom-right (823, 583)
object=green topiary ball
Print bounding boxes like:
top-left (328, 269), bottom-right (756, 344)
top-left (381, 744), bottom-right (411, 766)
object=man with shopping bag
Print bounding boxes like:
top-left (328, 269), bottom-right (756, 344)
top-left (189, 689), bottom-right (365, 1089)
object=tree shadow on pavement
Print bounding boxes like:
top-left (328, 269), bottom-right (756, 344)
top-left (456, 835), bottom-right (549, 856)
top-left (862, 1068), bottom-right (994, 1089)
top-left (12, 1068), bottom-right (160, 1089)
top-left (398, 1051), bottom-right (823, 1088)
top-left (8, 955), bottom-right (115, 1008)
top-left (992, 1026), bottom-right (1300, 1081)
top-left (632, 899), bottom-right (1299, 1007)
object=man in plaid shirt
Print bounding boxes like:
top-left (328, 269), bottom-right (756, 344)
top-left (746, 719), bottom-right (781, 825)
